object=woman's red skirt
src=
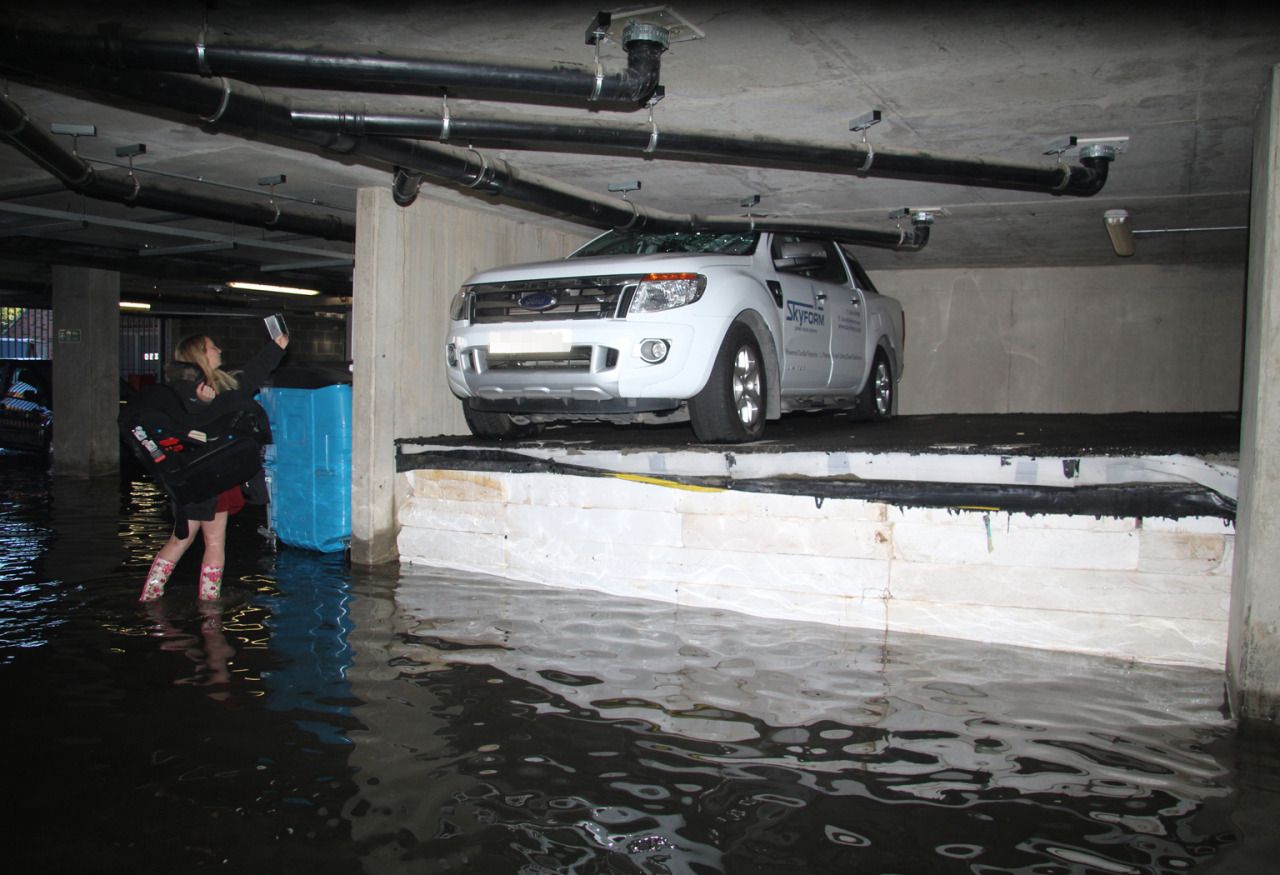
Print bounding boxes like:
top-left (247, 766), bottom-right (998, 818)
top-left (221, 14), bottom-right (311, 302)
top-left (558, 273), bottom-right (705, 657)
top-left (215, 486), bottom-right (246, 516)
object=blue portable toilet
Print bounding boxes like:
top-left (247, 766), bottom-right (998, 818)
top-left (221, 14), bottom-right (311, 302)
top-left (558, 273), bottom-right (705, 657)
top-left (258, 384), bottom-right (352, 553)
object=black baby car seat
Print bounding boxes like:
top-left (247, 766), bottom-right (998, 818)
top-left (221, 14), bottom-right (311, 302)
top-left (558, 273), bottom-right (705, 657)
top-left (120, 384), bottom-right (272, 510)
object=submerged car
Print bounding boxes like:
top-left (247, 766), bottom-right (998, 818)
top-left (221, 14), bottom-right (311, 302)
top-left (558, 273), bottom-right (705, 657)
top-left (0, 358), bottom-right (52, 456)
top-left (445, 229), bottom-right (904, 443)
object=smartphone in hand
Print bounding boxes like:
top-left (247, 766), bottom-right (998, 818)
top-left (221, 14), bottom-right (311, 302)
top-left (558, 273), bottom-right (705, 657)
top-left (264, 313), bottom-right (289, 341)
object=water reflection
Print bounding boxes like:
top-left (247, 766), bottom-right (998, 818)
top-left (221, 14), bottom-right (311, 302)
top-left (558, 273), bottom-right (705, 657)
top-left (1, 451), bottom-right (1278, 873)
top-left (333, 573), bottom-right (1242, 873)
top-left (259, 551), bottom-right (356, 745)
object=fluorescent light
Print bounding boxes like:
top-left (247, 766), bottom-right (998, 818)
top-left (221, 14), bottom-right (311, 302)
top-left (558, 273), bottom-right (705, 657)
top-left (119, 300), bottom-right (152, 310)
top-left (139, 241), bottom-right (235, 257)
top-left (226, 281), bottom-right (320, 296)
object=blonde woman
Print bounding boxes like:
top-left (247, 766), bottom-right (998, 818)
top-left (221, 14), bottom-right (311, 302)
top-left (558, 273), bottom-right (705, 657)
top-left (139, 331), bottom-right (288, 601)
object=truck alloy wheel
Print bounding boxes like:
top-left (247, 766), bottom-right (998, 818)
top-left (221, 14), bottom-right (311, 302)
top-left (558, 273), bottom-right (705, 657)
top-left (689, 322), bottom-right (766, 443)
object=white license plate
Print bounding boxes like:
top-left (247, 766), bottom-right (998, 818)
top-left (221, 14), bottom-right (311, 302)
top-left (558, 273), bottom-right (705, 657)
top-left (488, 330), bottom-right (571, 354)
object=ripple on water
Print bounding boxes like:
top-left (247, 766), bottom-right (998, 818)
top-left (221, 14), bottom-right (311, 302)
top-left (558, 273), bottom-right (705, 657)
top-left (325, 565), bottom-right (1244, 873)
top-left (0, 460), bottom-right (1268, 873)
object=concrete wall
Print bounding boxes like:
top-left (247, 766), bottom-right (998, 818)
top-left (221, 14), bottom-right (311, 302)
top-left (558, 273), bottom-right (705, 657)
top-left (397, 468), bottom-right (1234, 669)
top-left (406, 201), bottom-right (591, 439)
top-left (349, 187), bottom-right (590, 563)
top-left (877, 264), bottom-right (1245, 415)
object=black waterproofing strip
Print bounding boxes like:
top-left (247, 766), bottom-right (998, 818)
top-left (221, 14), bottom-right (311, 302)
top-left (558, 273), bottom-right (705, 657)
top-left (394, 447), bottom-right (1236, 521)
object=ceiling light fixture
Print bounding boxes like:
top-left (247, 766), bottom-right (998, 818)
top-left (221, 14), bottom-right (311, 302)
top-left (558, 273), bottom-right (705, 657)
top-left (1104, 209), bottom-right (1246, 257)
top-left (119, 300), bottom-right (152, 310)
top-left (226, 280), bottom-right (321, 296)
top-left (139, 241), bottom-right (236, 257)
top-left (1103, 209), bottom-right (1135, 257)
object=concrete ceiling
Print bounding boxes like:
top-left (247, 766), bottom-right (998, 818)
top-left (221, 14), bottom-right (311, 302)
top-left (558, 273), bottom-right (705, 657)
top-left (1, 1), bottom-right (1277, 313)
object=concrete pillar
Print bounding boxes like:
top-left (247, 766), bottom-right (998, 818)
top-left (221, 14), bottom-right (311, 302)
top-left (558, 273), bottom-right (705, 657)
top-left (1228, 65), bottom-right (1280, 722)
top-left (349, 187), bottom-right (589, 566)
top-left (51, 265), bottom-right (119, 478)
top-left (350, 188), bottom-right (405, 566)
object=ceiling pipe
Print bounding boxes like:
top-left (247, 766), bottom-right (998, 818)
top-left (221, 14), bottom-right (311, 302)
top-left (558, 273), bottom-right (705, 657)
top-left (0, 65), bottom-right (929, 251)
top-left (0, 22), bottom-right (1109, 197)
top-left (0, 93), bottom-right (355, 242)
top-left (0, 22), bottom-right (668, 110)
top-left (293, 108), bottom-right (1112, 198)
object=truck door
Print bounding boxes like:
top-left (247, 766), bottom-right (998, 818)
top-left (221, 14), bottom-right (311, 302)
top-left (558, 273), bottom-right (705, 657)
top-left (828, 249), bottom-right (868, 391)
top-left (771, 235), bottom-right (837, 392)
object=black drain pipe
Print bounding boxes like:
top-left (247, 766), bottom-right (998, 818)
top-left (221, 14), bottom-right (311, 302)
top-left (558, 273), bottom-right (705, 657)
top-left (0, 64), bottom-right (929, 250)
top-left (291, 108), bottom-right (1111, 197)
top-left (0, 23), bottom-right (1110, 195)
top-left (0, 23), bottom-right (668, 110)
top-left (0, 93), bottom-right (355, 242)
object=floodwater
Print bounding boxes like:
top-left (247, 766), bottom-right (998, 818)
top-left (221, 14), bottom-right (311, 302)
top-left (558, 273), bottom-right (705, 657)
top-left (2, 451), bottom-right (1279, 874)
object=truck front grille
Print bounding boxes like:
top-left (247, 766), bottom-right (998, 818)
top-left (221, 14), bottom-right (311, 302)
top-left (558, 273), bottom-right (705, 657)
top-left (486, 347), bottom-right (593, 371)
top-left (468, 346), bottom-right (619, 373)
top-left (467, 276), bottom-right (639, 324)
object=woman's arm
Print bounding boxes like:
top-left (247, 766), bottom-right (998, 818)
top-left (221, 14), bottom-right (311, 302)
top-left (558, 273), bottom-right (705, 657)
top-left (234, 338), bottom-right (288, 395)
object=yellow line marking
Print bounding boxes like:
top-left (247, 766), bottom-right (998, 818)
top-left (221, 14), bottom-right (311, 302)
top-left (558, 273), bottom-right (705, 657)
top-left (611, 473), bottom-right (726, 493)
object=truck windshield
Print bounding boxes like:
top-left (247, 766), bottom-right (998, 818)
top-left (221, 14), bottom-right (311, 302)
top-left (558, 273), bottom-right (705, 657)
top-left (571, 230), bottom-right (759, 258)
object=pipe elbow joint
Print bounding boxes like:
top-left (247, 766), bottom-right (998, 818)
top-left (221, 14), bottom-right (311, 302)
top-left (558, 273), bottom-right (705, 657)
top-left (1059, 147), bottom-right (1114, 197)
top-left (391, 166), bottom-right (423, 207)
top-left (618, 22), bottom-right (669, 106)
top-left (899, 222), bottom-right (931, 252)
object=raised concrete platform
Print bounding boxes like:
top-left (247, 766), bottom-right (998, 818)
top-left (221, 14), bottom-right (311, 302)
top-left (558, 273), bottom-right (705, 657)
top-left (394, 413), bottom-right (1240, 670)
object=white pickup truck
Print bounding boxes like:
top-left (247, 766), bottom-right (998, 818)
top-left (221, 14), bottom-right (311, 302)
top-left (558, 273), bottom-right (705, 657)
top-left (445, 228), bottom-right (904, 443)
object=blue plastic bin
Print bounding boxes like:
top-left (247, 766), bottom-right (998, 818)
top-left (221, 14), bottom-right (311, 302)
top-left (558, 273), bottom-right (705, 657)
top-left (258, 384), bottom-right (352, 553)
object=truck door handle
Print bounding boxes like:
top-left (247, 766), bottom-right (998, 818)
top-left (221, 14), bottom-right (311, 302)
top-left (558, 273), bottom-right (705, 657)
top-left (815, 291), bottom-right (827, 302)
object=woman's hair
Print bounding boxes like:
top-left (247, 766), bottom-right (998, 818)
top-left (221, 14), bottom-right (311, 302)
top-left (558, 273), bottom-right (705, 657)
top-left (174, 334), bottom-right (239, 394)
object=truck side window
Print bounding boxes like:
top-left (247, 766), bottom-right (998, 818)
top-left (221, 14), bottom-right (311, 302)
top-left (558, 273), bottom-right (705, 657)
top-left (813, 240), bottom-right (850, 285)
top-left (839, 246), bottom-right (880, 294)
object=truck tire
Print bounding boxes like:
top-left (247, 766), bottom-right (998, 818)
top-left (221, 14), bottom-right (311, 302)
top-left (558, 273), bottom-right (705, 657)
top-left (462, 403), bottom-right (541, 440)
top-left (689, 321), bottom-right (767, 443)
top-left (852, 349), bottom-right (894, 422)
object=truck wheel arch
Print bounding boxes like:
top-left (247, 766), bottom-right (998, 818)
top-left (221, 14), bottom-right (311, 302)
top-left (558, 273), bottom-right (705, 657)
top-left (877, 336), bottom-right (900, 385)
top-left (729, 309), bottom-right (782, 420)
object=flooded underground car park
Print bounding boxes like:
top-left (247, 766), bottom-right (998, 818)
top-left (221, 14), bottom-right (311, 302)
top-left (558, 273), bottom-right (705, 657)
top-left (2, 450), bottom-right (1279, 873)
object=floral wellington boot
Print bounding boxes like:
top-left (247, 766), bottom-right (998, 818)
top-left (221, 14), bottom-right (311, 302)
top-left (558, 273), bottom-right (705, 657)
top-left (139, 557), bottom-right (176, 601)
top-left (198, 564), bottom-right (224, 601)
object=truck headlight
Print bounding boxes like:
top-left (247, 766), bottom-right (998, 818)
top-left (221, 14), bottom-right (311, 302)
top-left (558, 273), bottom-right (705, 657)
top-left (627, 273), bottom-right (706, 314)
top-left (448, 287), bottom-right (471, 321)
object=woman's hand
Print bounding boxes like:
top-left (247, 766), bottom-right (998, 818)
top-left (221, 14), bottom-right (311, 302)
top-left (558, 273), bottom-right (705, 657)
top-left (274, 333), bottom-right (290, 350)
top-left (196, 381), bottom-right (216, 402)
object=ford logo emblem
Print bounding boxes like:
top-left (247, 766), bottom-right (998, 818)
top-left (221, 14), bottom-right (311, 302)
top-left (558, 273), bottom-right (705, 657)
top-left (517, 291), bottom-right (559, 311)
